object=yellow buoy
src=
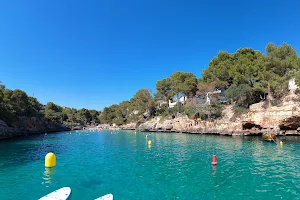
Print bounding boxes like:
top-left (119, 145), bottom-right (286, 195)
top-left (45, 152), bottom-right (56, 168)
top-left (280, 141), bottom-right (283, 145)
top-left (148, 140), bottom-right (152, 145)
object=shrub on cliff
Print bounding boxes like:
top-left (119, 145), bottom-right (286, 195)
top-left (184, 98), bottom-right (223, 120)
top-left (0, 83), bottom-right (45, 126)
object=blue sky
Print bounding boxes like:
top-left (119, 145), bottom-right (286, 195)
top-left (0, 0), bottom-right (299, 110)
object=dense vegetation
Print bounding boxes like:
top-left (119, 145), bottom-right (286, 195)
top-left (100, 42), bottom-right (300, 124)
top-left (0, 83), bottom-right (100, 126)
top-left (1, 42), bottom-right (299, 127)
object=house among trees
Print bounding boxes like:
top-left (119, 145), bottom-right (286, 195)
top-left (168, 96), bottom-right (186, 108)
top-left (288, 79), bottom-right (298, 91)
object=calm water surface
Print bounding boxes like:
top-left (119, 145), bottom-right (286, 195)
top-left (0, 131), bottom-right (299, 200)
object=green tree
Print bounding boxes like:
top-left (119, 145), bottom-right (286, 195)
top-left (45, 102), bottom-right (63, 122)
top-left (27, 96), bottom-right (43, 117)
top-left (3, 89), bottom-right (13, 104)
top-left (10, 89), bottom-right (29, 115)
top-left (202, 51), bottom-right (233, 88)
top-left (261, 42), bottom-right (300, 99)
top-left (99, 105), bottom-right (119, 124)
top-left (155, 78), bottom-right (173, 100)
top-left (89, 109), bottom-right (100, 123)
top-left (170, 72), bottom-right (197, 98)
top-left (99, 107), bottom-right (110, 124)
top-left (265, 42), bottom-right (299, 77)
top-left (0, 83), bottom-right (15, 125)
top-left (129, 89), bottom-right (154, 116)
top-left (0, 84), bottom-right (4, 104)
top-left (77, 108), bottom-right (92, 125)
top-left (46, 102), bottom-right (62, 112)
top-left (62, 107), bottom-right (78, 124)
top-left (0, 81), bottom-right (5, 91)
top-left (28, 97), bottom-right (42, 112)
top-left (156, 72), bottom-right (198, 101)
top-left (225, 84), bottom-right (253, 107)
top-left (118, 101), bottom-right (130, 118)
top-left (201, 44), bottom-right (300, 107)
top-left (289, 69), bottom-right (300, 86)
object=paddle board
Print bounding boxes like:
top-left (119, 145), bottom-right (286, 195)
top-left (95, 193), bottom-right (113, 200)
top-left (39, 187), bottom-right (71, 200)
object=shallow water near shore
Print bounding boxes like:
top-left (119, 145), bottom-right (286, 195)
top-left (0, 130), bottom-right (299, 200)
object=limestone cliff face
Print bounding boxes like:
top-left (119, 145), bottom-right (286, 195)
top-left (242, 92), bottom-right (300, 133)
top-left (125, 92), bottom-right (300, 136)
top-left (120, 122), bottom-right (137, 130)
top-left (0, 117), bottom-right (70, 139)
top-left (135, 114), bottom-right (243, 135)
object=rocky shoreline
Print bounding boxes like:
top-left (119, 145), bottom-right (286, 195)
top-left (1, 92), bottom-right (300, 139)
top-left (120, 117), bottom-right (300, 136)
top-left (0, 117), bottom-right (70, 140)
top-left (119, 92), bottom-right (300, 136)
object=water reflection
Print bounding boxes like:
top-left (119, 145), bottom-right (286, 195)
top-left (212, 165), bottom-right (217, 175)
top-left (42, 167), bottom-right (56, 186)
top-left (0, 133), bottom-right (72, 169)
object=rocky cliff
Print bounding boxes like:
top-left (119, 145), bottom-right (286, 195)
top-left (242, 92), bottom-right (300, 135)
top-left (0, 117), bottom-right (70, 139)
top-left (122, 92), bottom-right (300, 136)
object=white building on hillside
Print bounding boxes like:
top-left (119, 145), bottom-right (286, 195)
top-left (168, 96), bottom-right (186, 108)
top-left (288, 79), bottom-right (298, 91)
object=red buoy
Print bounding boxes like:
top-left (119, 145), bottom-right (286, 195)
top-left (212, 155), bottom-right (218, 165)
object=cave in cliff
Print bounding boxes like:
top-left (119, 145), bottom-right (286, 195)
top-left (242, 121), bottom-right (262, 130)
top-left (279, 116), bottom-right (300, 130)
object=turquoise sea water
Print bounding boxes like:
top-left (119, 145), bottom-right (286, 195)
top-left (0, 130), bottom-right (299, 200)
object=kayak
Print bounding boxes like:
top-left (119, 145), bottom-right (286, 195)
top-left (39, 187), bottom-right (71, 200)
top-left (95, 193), bottom-right (113, 200)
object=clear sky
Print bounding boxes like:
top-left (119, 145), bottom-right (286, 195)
top-left (0, 0), bottom-right (299, 110)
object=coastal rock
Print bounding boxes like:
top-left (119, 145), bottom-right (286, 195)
top-left (122, 92), bottom-right (300, 136)
top-left (156, 120), bottom-right (173, 130)
top-left (172, 116), bottom-right (192, 131)
top-left (120, 122), bottom-right (136, 130)
top-left (133, 114), bottom-right (244, 135)
top-left (0, 120), bottom-right (8, 128)
top-left (279, 116), bottom-right (300, 130)
top-left (0, 117), bottom-right (70, 140)
top-left (136, 117), bottom-right (174, 131)
top-left (244, 93), bottom-right (300, 131)
top-left (138, 119), bottom-right (157, 131)
top-left (72, 125), bottom-right (84, 130)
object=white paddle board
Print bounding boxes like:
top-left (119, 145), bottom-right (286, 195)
top-left (95, 193), bottom-right (113, 200)
top-left (39, 187), bottom-right (71, 200)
